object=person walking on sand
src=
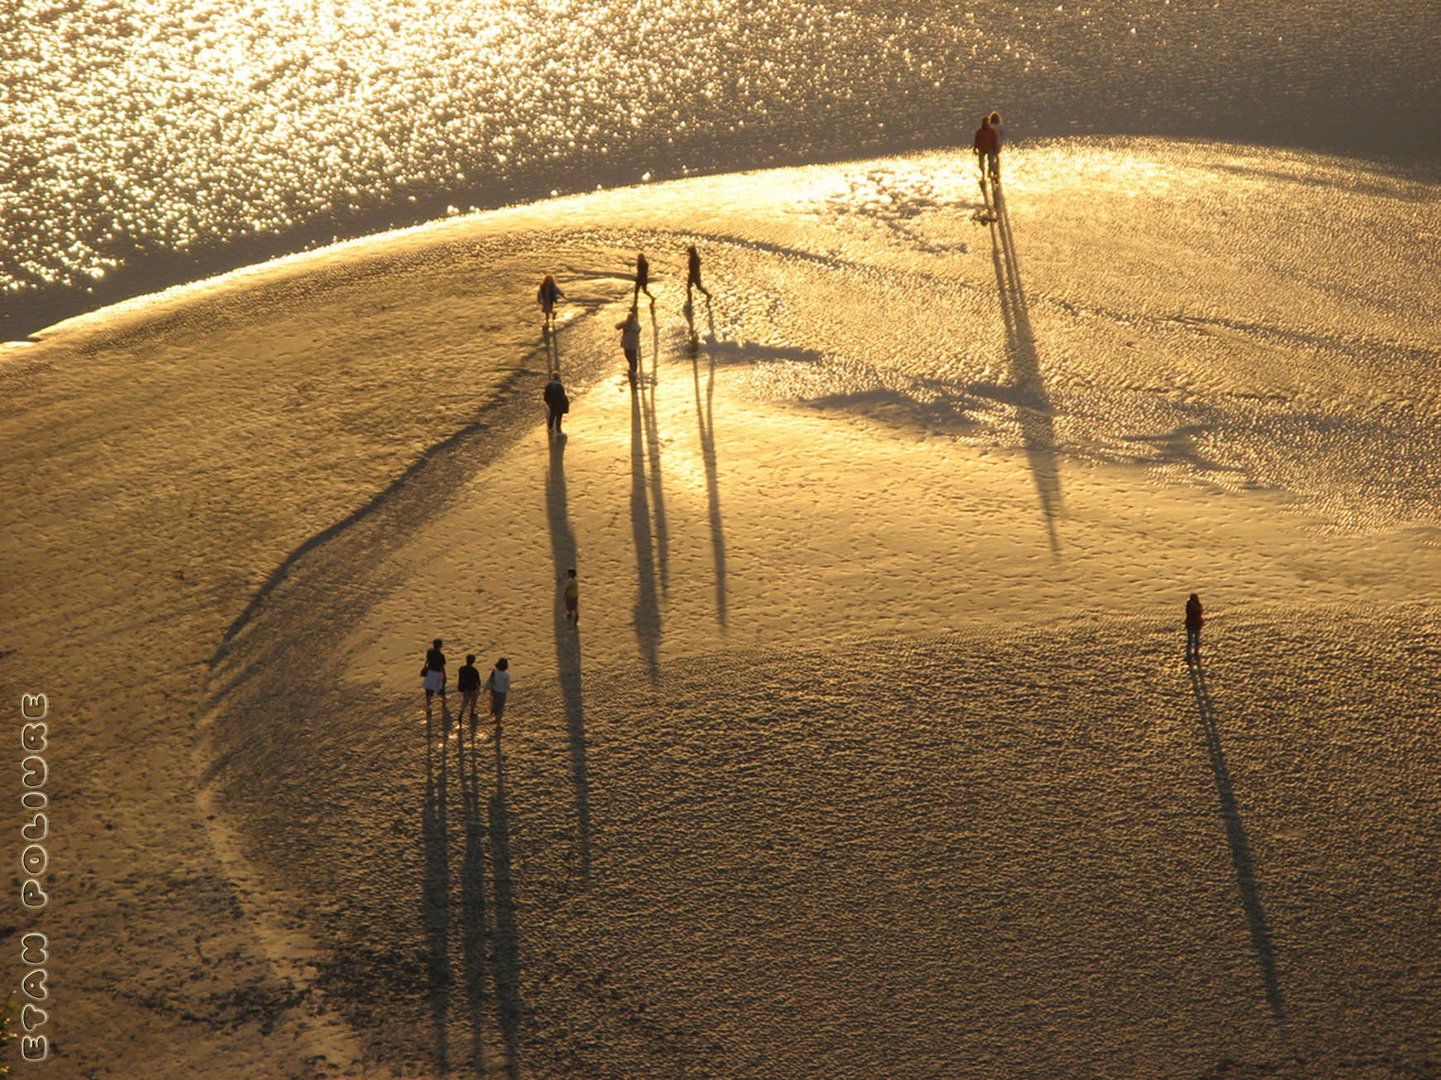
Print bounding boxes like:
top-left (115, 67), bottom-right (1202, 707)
top-left (485, 657), bottom-right (511, 727)
top-left (634, 250), bottom-right (653, 303)
top-left (988, 110), bottom-right (1005, 181)
top-left (1185, 593), bottom-right (1204, 662)
top-left (543, 370), bottom-right (569, 435)
top-left (457, 653), bottom-right (481, 728)
top-left (617, 305), bottom-right (641, 383)
top-left (421, 638), bottom-right (448, 714)
top-left (538, 274), bottom-right (565, 330)
top-left (564, 567), bottom-right (579, 625)
top-left (973, 113), bottom-right (999, 186)
top-left (686, 244), bottom-right (711, 304)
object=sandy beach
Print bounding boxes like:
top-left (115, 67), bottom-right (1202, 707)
top-left (3, 142), bottom-right (1439, 1076)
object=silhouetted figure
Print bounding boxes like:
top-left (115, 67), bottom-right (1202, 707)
top-left (1186, 593), bottom-right (1204, 662)
top-left (633, 251), bottom-right (653, 302)
top-left (686, 244), bottom-right (711, 304)
top-left (617, 306), bottom-right (641, 383)
top-left (543, 370), bottom-right (569, 434)
top-left (988, 110), bottom-right (1005, 179)
top-left (457, 653), bottom-right (481, 728)
top-left (422, 638), bottom-right (447, 714)
top-left (537, 274), bottom-right (565, 330)
top-left (485, 657), bottom-right (511, 727)
top-left (973, 113), bottom-right (1000, 185)
top-left (564, 567), bottom-right (579, 625)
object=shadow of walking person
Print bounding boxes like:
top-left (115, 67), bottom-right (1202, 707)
top-left (643, 301), bottom-right (670, 593)
top-left (456, 720), bottom-right (492, 1074)
top-left (686, 306), bottom-right (728, 629)
top-left (630, 381), bottom-right (662, 682)
top-left (488, 736), bottom-right (524, 1079)
top-left (545, 318), bottom-right (562, 377)
top-left (986, 183), bottom-right (1065, 555)
top-left (422, 700), bottom-right (453, 1072)
top-left (546, 435), bottom-right (592, 884)
top-left (1188, 656), bottom-right (1286, 1022)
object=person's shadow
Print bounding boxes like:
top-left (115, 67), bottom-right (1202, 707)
top-left (630, 378), bottom-right (662, 682)
top-left (421, 701), bottom-right (453, 1072)
top-left (545, 317), bottom-right (562, 376)
top-left (546, 435), bottom-right (592, 883)
top-left (985, 183), bottom-right (1064, 555)
top-left (643, 301), bottom-right (670, 593)
top-left (686, 302), bottom-right (728, 629)
top-left (1189, 655), bottom-right (1286, 1021)
top-left (488, 735), bottom-right (524, 1078)
top-left (457, 716), bottom-right (492, 1074)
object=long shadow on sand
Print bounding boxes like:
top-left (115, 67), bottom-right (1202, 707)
top-left (546, 435), bottom-right (592, 883)
top-left (630, 382), bottom-right (663, 682)
top-left (685, 301), bottom-right (728, 628)
top-left (985, 181), bottom-right (1064, 555)
top-left (488, 736), bottom-right (524, 1078)
top-left (422, 705), bottom-right (453, 1071)
top-left (545, 319), bottom-right (562, 376)
top-left (1188, 656), bottom-right (1286, 1021)
top-left (644, 303), bottom-right (671, 593)
top-left (457, 722), bottom-right (494, 1074)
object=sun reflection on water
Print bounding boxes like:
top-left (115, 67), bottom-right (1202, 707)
top-left (0, 0), bottom-right (1433, 325)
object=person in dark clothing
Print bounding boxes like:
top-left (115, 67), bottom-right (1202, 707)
top-left (686, 244), bottom-right (711, 304)
top-left (973, 114), bottom-right (999, 185)
top-left (538, 274), bottom-right (565, 330)
top-left (421, 638), bottom-right (447, 714)
top-left (543, 370), bottom-right (569, 434)
top-left (988, 110), bottom-right (1005, 178)
top-left (457, 654), bottom-right (481, 728)
top-left (1185, 594), bottom-right (1204, 662)
top-left (634, 251), bottom-right (653, 302)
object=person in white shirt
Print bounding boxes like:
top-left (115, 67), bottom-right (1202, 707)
top-left (484, 657), bottom-right (512, 725)
top-left (617, 306), bottom-right (641, 383)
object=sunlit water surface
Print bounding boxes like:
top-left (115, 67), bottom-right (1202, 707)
top-left (2, 0), bottom-right (1437, 333)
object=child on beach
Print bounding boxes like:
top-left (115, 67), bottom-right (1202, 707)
top-left (564, 568), bottom-right (579, 625)
top-left (457, 653), bottom-right (481, 727)
top-left (485, 657), bottom-right (511, 726)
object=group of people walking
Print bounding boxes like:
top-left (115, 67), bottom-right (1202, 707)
top-left (420, 571), bottom-right (581, 731)
top-left (538, 243), bottom-right (714, 411)
top-left (623, 245), bottom-right (710, 381)
top-left (629, 244), bottom-right (710, 308)
top-left (423, 639), bottom-right (513, 731)
top-left (973, 110), bottom-right (1005, 185)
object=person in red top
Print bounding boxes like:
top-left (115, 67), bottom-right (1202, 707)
top-left (973, 114), bottom-right (1000, 185)
top-left (1185, 593), bottom-right (1204, 662)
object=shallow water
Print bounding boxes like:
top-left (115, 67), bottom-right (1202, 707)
top-left (3, 0), bottom-right (1438, 335)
